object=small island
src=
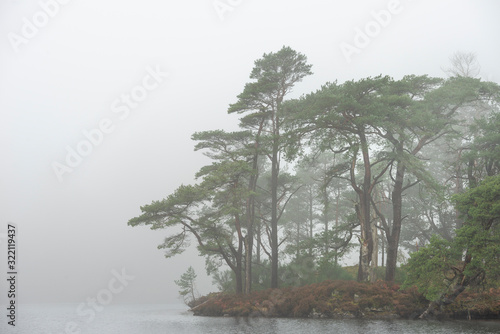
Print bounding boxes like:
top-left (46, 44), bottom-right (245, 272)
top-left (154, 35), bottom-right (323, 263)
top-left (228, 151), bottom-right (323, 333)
top-left (128, 47), bottom-right (500, 323)
top-left (189, 280), bottom-right (500, 320)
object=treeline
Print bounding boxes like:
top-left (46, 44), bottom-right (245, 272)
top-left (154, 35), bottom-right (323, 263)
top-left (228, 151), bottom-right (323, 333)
top-left (128, 47), bottom-right (500, 301)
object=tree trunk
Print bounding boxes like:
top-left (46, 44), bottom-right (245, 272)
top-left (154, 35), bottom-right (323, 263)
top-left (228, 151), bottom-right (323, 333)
top-left (244, 236), bottom-right (253, 294)
top-left (467, 158), bottom-right (477, 188)
top-left (235, 258), bottom-right (243, 294)
top-left (381, 229), bottom-right (385, 267)
top-left (385, 162), bottom-right (405, 282)
top-left (245, 118), bottom-right (264, 294)
top-left (357, 194), bottom-right (373, 281)
top-left (335, 188), bottom-right (340, 265)
top-left (309, 188), bottom-right (314, 257)
top-left (295, 221), bottom-right (300, 260)
top-left (234, 219), bottom-right (244, 294)
top-left (419, 284), bottom-right (466, 319)
top-left (256, 207), bottom-right (261, 265)
top-left (244, 160), bottom-right (258, 294)
top-left (323, 187), bottom-right (329, 257)
top-left (419, 253), bottom-right (474, 319)
top-left (357, 134), bottom-right (374, 282)
top-left (271, 138), bottom-right (279, 289)
top-left (385, 236), bottom-right (398, 282)
top-left (371, 220), bottom-right (378, 282)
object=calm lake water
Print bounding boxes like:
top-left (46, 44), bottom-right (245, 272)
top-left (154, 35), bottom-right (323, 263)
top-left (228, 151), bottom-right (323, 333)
top-left (2, 303), bottom-right (500, 334)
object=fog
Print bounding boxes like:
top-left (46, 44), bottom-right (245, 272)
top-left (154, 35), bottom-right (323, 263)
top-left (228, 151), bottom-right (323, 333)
top-left (0, 0), bottom-right (499, 305)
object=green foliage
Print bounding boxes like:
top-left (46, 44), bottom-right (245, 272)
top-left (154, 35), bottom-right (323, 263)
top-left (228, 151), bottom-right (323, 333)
top-left (460, 110), bottom-right (500, 187)
top-left (228, 46), bottom-right (312, 118)
top-left (228, 45), bottom-right (314, 289)
top-left (452, 175), bottom-right (500, 282)
top-left (404, 175), bottom-right (500, 301)
top-left (371, 266), bottom-right (407, 284)
top-left (280, 257), bottom-right (355, 287)
top-left (174, 266), bottom-right (198, 305)
top-left (211, 269), bottom-right (236, 293)
top-left (402, 235), bottom-right (459, 301)
top-left (316, 260), bottom-right (355, 282)
top-left (129, 46), bottom-right (500, 296)
top-left (280, 255), bottom-right (317, 287)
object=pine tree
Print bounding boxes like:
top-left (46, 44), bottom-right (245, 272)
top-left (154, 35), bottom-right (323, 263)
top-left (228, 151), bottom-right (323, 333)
top-left (174, 266), bottom-right (198, 305)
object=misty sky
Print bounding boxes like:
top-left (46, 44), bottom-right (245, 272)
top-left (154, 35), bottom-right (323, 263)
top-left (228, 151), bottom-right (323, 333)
top-left (1, 0), bottom-right (499, 304)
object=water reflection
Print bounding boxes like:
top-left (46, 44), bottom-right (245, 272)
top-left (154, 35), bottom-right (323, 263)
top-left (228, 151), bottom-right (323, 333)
top-left (3, 304), bottom-right (499, 334)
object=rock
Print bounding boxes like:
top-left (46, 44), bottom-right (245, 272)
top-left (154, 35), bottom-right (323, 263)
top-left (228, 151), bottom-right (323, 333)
top-left (343, 312), bottom-right (356, 319)
top-left (366, 307), bottom-right (384, 313)
top-left (309, 309), bottom-right (326, 319)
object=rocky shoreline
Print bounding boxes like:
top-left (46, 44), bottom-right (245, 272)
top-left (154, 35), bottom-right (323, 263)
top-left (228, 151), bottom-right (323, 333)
top-left (189, 280), bottom-right (500, 320)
